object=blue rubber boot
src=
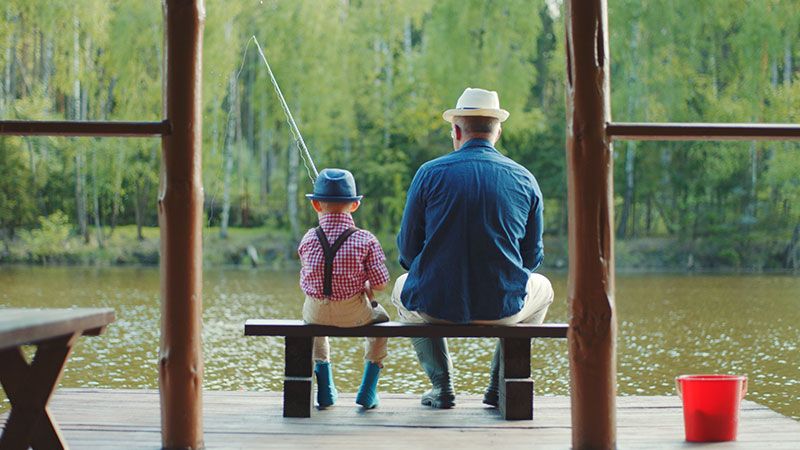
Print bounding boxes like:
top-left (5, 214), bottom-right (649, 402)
top-left (355, 361), bottom-right (382, 409)
top-left (411, 337), bottom-right (455, 409)
top-left (314, 361), bottom-right (338, 409)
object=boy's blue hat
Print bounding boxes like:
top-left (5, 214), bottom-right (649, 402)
top-left (306, 168), bottom-right (363, 202)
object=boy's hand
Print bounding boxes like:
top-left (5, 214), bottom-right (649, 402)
top-left (364, 280), bottom-right (375, 301)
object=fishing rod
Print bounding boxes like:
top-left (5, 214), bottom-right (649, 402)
top-left (251, 35), bottom-right (319, 182)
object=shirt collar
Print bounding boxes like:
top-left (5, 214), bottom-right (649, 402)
top-left (458, 138), bottom-right (495, 151)
top-left (318, 212), bottom-right (355, 230)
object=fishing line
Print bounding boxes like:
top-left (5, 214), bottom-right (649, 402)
top-left (247, 35), bottom-right (319, 183)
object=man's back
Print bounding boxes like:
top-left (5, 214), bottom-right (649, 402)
top-left (397, 138), bottom-right (544, 323)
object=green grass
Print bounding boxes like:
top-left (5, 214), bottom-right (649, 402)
top-left (2, 224), bottom-right (296, 268)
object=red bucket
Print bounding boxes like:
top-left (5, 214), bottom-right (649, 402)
top-left (676, 374), bottom-right (747, 442)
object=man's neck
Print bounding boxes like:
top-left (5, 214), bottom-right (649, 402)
top-left (457, 136), bottom-right (495, 149)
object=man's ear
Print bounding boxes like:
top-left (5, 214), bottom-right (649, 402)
top-left (311, 200), bottom-right (323, 212)
top-left (454, 124), bottom-right (463, 140)
top-left (349, 201), bottom-right (361, 213)
top-left (496, 125), bottom-right (503, 141)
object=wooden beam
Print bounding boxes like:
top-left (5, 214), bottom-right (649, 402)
top-left (607, 122), bottom-right (800, 141)
top-left (0, 120), bottom-right (169, 137)
top-left (565, 1), bottom-right (617, 449)
top-left (159, 1), bottom-right (205, 449)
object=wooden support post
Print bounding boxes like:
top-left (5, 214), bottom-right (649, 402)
top-left (564, 1), bottom-right (617, 449)
top-left (283, 337), bottom-right (314, 418)
top-left (159, 1), bottom-right (205, 448)
top-left (499, 338), bottom-right (533, 420)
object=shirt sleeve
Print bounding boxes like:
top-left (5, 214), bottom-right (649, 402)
top-left (397, 167), bottom-right (426, 270)
top-left (364, 236), bottom-right (390, 287)
top-left (297, 229), bottom-right (314, 263)
top-left (520, 188), bottom-right (544, 271)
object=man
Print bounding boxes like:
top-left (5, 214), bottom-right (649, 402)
top-left (392, 87), bottom-right (554, 409)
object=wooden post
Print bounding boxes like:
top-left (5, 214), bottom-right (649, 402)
top-left (564, 1), bottom-right (617, 449)
top-left (159, 1), bottom-right (205, 448)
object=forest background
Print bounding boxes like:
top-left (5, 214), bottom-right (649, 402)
top-left (0, 0), bottom-right (798, 271)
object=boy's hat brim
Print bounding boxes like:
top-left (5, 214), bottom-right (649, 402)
top-left (305, 194), bottom-right (363, 202)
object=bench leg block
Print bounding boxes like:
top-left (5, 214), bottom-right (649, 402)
top-left (283, 377), bottom-right (313, 418)
top-left (500, 378), bottom-right (534, 420)
top-left (283, 336), bottom-right (313, 418)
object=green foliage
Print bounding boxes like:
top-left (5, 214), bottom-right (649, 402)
top-left (19, 211), bottom-right (72, 262)
top-left (0, 137), bottom-right (35, 239)
top-left (1, 0), bottom-right (799, 269)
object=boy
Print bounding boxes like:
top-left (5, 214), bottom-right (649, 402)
top-left (298, 168), bottom-right (391, 409)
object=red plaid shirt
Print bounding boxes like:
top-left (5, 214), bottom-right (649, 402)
top-left (298, 213), bottom-right (390, 300)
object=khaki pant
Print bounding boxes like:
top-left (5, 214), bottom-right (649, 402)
top-left (391, 273), bottom-right (554, 325)
top-left (302, 294), bottom-right (390, 364)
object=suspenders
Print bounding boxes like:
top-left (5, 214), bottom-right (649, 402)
top-left (314, 226), bottom-right (359, 297)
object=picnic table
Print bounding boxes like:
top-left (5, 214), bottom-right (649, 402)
top-left (0, 308), bottom-right (115, 450)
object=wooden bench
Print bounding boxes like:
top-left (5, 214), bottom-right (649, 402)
top-left (244, 319), bottom-right (568, 420)
top-left (0, 308), bottom-right (115, 450)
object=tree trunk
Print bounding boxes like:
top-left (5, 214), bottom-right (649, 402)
top-left (1, 228), bottom-right (9, 257)
top-left (2, 9), bottom-right (16, 114)
top-left (220, 69), bottom-right (237, 239)
top-left (73, 17), bottom-right (89, 244)
top-left (107, 79), bottom-right (122, 236)
top-left (91, 146), bottom-right (104, 248)
top-left (617, 21), bottom-right (639, 239)
top-left (784, 37), bottom-right (792, 87)
top-left (25, 138), bottom-right (36, 193)
top-left (382, 40), bottom-right (393, 148)
top-left (784, 223), bottom-right (800, 270)
top-left (134, 177), bottom-right (145, 242)
top-left (617, 141), bottom-right (636, 238)
top-left (43, 35), bottom-right (53, 96)
top-left (0, 5), bottom-right (17, 118)
top-left (259, 126), bottom-right (271, 205)
top-left (747, 141), bottom-right (757, 221)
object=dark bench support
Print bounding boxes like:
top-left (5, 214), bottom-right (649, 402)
top-left (245, 319), bottom-right (568, 421)
top-left (500, 338), bottom-right (533, 420)
top-left (283, 337), bottom-right (314, 418)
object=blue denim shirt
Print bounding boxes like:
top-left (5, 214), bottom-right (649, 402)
top-left (397, 138), bottom-right (544, 323)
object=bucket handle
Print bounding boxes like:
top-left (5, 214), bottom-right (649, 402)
top-left (676, 379), bottom-right (682, 399)
top-left (740, 378), bottom-right (747, 400)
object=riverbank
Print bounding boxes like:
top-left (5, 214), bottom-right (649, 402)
top-left (1, 225), bottom-right (796, 272)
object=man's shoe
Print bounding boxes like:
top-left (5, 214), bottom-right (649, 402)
top-left (483, 340), bottom-right (501, 408)
top-left (421, 382), bottom-right (456, 409)
top-left (411, 337), bottom-right (456, 409)
top-left (355, 361), bottom-right (381, 409)
top-left (314, 360), bottom-right (338, 409)
top-left (482, 389), bottom-right (499, 407)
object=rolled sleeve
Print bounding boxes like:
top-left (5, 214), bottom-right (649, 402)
top-left (520, 191), bottom-right (544, 271)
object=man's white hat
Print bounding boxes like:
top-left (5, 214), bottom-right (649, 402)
top-left (442, 87), bottom-right (510, 123)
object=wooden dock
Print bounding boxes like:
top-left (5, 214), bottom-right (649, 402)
top-left (2, 389), bottom-right (798, 449)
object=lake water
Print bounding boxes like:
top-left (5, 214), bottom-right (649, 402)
top-left (1, 267), bottom-right (798, 420)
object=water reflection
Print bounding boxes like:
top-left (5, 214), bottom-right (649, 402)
top-left (0, 267), bottom-right (797, 419)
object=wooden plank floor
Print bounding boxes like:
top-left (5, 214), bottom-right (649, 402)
top-left (2, 389), bottom-right (798, 449)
